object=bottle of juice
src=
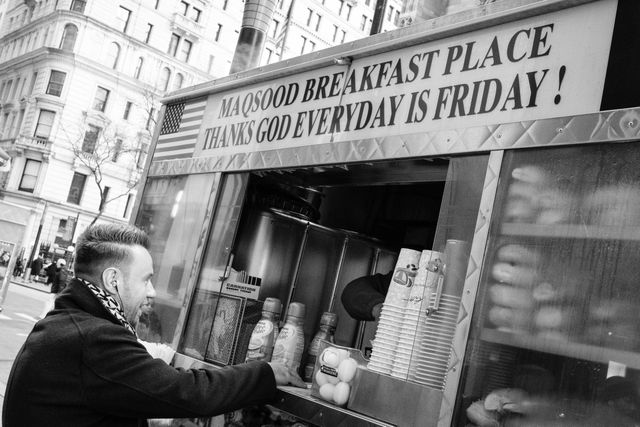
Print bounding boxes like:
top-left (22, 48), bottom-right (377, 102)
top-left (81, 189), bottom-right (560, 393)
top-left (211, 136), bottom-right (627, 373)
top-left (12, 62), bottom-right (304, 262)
top-left (271, 302), bottom-right (306, 372)
top-left (245, 297), bottom-right (282, 362)
top-left (303, 311), bottom-right (338, 382)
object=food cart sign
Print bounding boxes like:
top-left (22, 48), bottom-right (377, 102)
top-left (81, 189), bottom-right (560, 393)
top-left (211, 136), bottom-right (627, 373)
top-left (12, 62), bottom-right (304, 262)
top-left (192, 0), bottom-right (616, 158)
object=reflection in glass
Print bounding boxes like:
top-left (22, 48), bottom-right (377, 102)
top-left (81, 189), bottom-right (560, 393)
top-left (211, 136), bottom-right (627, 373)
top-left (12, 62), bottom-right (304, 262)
top-left (135, 174), bottom-right (217, 343)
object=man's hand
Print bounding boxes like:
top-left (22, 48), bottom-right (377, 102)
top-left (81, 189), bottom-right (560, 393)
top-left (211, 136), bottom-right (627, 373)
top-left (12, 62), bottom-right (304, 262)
top-left (371, 303), bottom-right (383, 321)
top-left (268, 362), bottom-right (307, 388)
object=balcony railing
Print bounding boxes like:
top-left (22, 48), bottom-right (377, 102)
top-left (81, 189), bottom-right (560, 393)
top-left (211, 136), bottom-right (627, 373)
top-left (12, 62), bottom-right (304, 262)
top-left (170, 13), bottom-right (204, 38)
top-left (0, 135), bottom-right (53, 157)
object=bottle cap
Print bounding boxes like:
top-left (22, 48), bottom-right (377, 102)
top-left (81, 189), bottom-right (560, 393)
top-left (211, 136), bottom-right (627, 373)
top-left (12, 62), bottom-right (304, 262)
top-left (319, 311), bottom-right (338, 328)
top-left (263, 297), bottom-right (282, 315)
top-left (287, 302), bottom-right (306, 319)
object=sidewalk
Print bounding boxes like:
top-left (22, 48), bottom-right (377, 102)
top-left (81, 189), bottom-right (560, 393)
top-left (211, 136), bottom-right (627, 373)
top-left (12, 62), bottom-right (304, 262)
top-left (9, 277), bottom-right (50, 293)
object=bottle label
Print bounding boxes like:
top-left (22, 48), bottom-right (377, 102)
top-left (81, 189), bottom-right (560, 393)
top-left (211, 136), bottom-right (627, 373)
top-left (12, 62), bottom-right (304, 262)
top-left (245, 320), bottom-right (275, 362)
top-left (272, 325), bottom-right (304, 371)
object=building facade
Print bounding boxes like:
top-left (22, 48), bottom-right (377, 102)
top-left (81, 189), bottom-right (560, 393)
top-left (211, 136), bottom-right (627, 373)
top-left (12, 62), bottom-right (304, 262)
top-left (0, 0), bottom-right (404, 268)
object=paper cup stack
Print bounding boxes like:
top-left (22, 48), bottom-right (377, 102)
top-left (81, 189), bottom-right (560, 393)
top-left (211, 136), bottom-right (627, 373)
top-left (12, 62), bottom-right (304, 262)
top-left (390, 250), bottom-right (443, 379)
top-left (367, 248), bottom-right (421, 375)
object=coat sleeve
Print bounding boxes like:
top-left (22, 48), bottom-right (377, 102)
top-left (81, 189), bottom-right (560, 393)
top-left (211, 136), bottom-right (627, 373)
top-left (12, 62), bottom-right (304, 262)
top-left (79, 322), bottom-right (277, 419)
top-left (340, 271), bottom-right (393, 321)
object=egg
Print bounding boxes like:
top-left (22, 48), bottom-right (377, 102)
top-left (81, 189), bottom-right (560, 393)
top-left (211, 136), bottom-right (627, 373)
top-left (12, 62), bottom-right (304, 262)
top-left (319, 383), bottom-right (335, 401)
top-left (320, 348), bottom-right (340, 368)
top-left (315, 370), bottom-right (339, 386)
top-left (332, 381), bottom-right (351, 405)
top-left (337, 357), bottom-right (358, 383)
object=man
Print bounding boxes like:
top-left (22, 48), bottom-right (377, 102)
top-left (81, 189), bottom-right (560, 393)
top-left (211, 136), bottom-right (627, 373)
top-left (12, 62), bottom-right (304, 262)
top-left (29, 254), bottom-right (44, 282)
top-left (39, 258), bottom-right (67, 318)
top-left (3, 224), bottom-right (304, 426)
top-left (341, 271), bottom-right (392, 321)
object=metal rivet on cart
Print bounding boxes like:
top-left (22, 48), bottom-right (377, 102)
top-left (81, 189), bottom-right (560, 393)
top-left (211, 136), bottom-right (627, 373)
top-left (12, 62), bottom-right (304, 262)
top-left (628, 120), bottom-right (636, 127)
top-left (556, 127), bottom-right (564, 133)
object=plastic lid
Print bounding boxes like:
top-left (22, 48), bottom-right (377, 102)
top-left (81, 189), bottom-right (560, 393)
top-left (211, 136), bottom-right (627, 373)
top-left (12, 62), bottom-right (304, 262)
top-left (263, 297), bottom-right (282, 314)
top-left (287, 302), bottom-right (306, 319)
top-left (319, 311), bottom-right (338, 328)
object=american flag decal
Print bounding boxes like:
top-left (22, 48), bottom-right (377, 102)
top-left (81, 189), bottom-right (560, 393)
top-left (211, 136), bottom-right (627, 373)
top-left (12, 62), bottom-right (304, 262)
top-left (153, 97), bottom-right (207, 160)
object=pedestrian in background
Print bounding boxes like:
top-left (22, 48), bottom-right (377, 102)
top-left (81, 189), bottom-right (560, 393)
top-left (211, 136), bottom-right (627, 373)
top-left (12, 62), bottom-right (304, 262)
top-left (29, 255), bottom-right (44, 283)
top-left (39, 258), bottom-right (66, 318)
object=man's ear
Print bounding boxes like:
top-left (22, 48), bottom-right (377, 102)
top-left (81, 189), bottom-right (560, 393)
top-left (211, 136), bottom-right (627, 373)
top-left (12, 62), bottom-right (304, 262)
top-left (102, 267), bottom-right (123, 296)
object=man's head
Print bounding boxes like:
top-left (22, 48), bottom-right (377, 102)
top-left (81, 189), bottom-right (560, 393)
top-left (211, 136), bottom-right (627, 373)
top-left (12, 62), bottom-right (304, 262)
top-left (57, 259), bottom-right (66, 268)
top-left (75, 224), bottom-right (155, 324)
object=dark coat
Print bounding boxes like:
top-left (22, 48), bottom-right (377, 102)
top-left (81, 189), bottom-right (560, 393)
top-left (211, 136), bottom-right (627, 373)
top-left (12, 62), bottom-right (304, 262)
top-left (30, 257), bottom-right (44, 276)
top-left (2, 279), bottom-right (277, 427)
top-left (341, 271), bottom-right (393, 321)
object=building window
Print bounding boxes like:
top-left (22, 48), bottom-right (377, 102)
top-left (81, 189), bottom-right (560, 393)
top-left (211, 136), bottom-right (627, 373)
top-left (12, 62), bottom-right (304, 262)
top-left (92, 86), bottom-right (110, 112)
top-left (265, 47), bottom-right (273, 64)
top-left (332, 24), bottom-right (338, 42)
top-left (146, 108), bottom-right (156, 131)
top-left (45, 70), bottom-right (66, 96)
top-left (222, 0), bottom-right (229, 10)
top-left (70, 0), bottom-right (86, 13)
top-left (346, 4), bottom-right (352, 20)
top-left (387, 5), bottom-right (394, 20)
top-left (82, 124), bottom-right (101, 153)
top-left (168, 33), bottom-right (180, 56)
top-left (207, 55), bottom-right (215, 74)
top-left (394, 10), bottom-right (400, 25)
top-left (360, 14), bottom-right (367, 31)
top-left (106, 42), bottom-right (120, 69)
top-left (341, 30), bottom-right (346, 43)
top-left (215, 24), bottom-right (222, 42)
top-left (123, 194), bottom-right (134, 218)
top-left (155, 0), bottom-right (160, 9)
top-left (67, 172), bottom-right (87, 205)
top-left (173, 73), bottom-right (184, 90)
top-left (338, 0), bottom-right (344, 15)
top-left (123, 101), bottom-right (132, 120)
top-left (158, 68), bottom-right (171, 91)
top-left (34, 109), bottom-right (54, 140)
top-left (134, 57), bottom-right (144, 79)
top-left (315, 14), bottom-right (322, 31)
top-left (59, 23), bottom-right (78, 51)
top-left (28, 72), bottom-right (37, 94)
top-left (19, 159), bottom-right (41, 193)
top-left (306, 8), bottom-right (313, 26)
top-left (144, 23), bottom-right (153, 43)
top-left (300, 36), bottom-right (307, 54)
top-left (365, 0), bottom-right (371, 6)
top-left (118, 6), bottom-right (132, 33)
top-left (178, 39), bottom-right (192, 62)
top-left (99, 186), bottom-right (111, 211)
top-left (180, 0), bottom-right (189, 15)
top-left (112, 139), bottom-right (123, 161)
top-left (190, 7), bottom-right (201, 22)
top-left (271, 20), bottom-right (280, 38)
top-left (309, 40), bottom-right (316, 51)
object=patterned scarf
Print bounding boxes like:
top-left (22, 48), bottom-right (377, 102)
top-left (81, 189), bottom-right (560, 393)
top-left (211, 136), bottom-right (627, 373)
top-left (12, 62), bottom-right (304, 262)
top-left (78, 277), bottom-right (137, 336)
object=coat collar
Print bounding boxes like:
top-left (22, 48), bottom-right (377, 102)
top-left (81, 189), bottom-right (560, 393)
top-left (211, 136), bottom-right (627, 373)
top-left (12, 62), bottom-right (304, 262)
top-left (54, 278), bottom-right (136, 335)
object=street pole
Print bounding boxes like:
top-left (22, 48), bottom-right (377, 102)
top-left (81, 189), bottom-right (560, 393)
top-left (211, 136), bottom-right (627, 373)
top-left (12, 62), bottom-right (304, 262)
top-left (24, 200), bottom-right (47, 281)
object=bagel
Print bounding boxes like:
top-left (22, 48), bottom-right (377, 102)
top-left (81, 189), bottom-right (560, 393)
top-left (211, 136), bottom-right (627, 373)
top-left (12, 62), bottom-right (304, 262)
top-left (489, 284), bottom-right (534, 309)
top-left (496, 244), bottom-right (541, 267)
top-left (511, 165), bottom-right (548, 185)
top-left (491, 262), bottom-right (538, 287)
top-left (488, 306), bottom-right (530, 330)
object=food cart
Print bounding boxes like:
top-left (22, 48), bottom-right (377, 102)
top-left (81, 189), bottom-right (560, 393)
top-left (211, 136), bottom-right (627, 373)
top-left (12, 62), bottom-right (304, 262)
top-left (133, 0), bottom-right (640, 425)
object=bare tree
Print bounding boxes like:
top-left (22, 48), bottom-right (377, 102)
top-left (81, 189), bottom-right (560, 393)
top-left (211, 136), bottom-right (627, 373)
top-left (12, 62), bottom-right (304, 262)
top-left (66, 121), bottom-right (147, 226)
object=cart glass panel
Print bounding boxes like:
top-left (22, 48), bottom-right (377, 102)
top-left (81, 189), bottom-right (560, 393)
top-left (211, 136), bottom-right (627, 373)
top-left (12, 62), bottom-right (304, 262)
top-left (134, 173), bottom-right (218, 343)
top-left (455, 143), bottom-right (640, 427)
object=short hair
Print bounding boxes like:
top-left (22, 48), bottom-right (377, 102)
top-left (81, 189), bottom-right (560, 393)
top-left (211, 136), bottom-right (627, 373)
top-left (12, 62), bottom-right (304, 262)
top-left (74, 224), bottom-right (150, 277)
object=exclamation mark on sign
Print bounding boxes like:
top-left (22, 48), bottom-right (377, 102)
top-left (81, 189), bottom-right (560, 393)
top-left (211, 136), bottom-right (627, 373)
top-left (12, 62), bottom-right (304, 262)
top-left (554, 66), bottom-right (566, 105)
